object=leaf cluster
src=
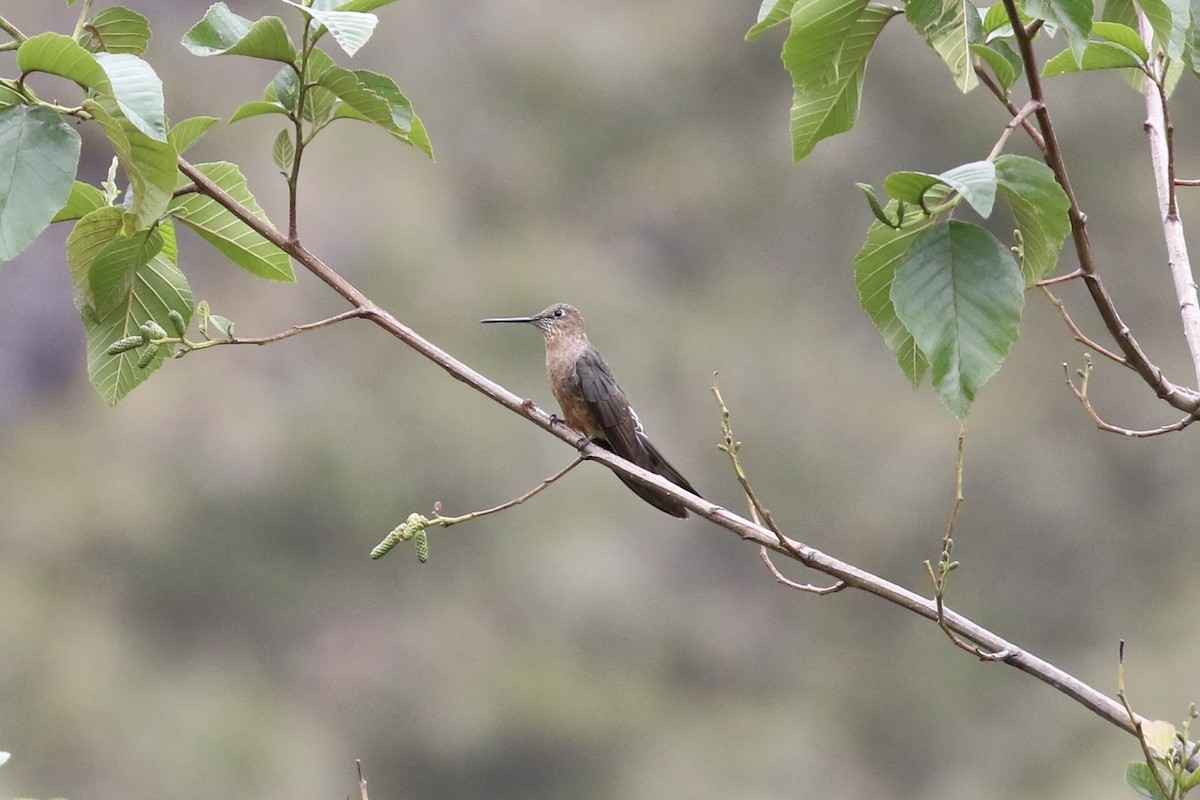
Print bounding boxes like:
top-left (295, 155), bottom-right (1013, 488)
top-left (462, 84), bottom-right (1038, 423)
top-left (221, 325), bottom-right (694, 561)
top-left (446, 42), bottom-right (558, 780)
top-left (0, 0), bottom-right (430, 404)
top-left (749, 0), bottom-right (1200, 417)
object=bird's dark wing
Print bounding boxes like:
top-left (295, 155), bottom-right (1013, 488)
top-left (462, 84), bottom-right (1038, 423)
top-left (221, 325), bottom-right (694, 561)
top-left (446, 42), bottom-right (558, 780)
top-left (575, 349), bottom-right (641, 461)
top-left (576, 350), bottom-right (699, 518)
top-left (636, 432), bottom-right (701, 498)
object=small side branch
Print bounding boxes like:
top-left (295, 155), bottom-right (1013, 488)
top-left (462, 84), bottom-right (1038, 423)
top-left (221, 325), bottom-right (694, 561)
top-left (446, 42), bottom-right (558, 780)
top-left (712, 377), bottom-right (845, 595)
top-left (924, 426), bottom-right (1012, 661)
top-left (759, 547), bottom-right (846, 595)
top-left (1065, 358), bottom-right (1198, 437)
top-left (162, 308), bottom-right (370, 358)
top-left (974, 65), bottom-right (1046, 152)
top-left (987, 99), bottom-right (1043, 161)
top-left (1040, 286), bottom-right (1128, 366)
top-left (712, 379), bottom-right (791, 548)
top-left (371, 457), bottom-right (585, 562)
top-left (208, 308), bottom-right (369, 348)
top-left (356, 760), bottom-right (370, 800)
top-left (0, 15), bottom-right (27, 44)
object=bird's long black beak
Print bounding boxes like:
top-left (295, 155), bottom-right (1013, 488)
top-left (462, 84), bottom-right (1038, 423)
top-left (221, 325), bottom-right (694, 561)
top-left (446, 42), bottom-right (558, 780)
top-left (480, 315), bottom-right (536, 324)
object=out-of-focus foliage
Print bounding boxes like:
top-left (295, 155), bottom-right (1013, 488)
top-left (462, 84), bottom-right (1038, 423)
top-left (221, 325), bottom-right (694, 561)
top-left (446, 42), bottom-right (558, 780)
top-left (2, 2), bottom-right (1200, 800)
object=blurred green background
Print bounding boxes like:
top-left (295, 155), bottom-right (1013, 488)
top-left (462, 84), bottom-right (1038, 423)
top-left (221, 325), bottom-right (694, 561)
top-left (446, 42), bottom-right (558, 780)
top-left (3, 1), bottom-right (1200, 798)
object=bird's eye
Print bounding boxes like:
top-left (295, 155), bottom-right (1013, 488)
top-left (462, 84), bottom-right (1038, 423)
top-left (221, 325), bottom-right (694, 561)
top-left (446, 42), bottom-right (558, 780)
top-left (553, 308), bottom-right (564, 317)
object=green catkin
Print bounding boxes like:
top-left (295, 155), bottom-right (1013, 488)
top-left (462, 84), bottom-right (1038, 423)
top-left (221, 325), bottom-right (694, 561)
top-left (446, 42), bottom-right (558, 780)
top-left (106, 335), bottom-right (146, 355)
top-left (136, 343), bottom-right (159, 369)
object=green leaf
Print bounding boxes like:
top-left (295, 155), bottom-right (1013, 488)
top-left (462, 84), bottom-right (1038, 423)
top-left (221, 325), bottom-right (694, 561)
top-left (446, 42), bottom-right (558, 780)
top-left (1141, 720), bottom-right (1178, 759)
top-left (971, 41), bottom-right (1021, 87)
top-left (981, 2), bottom-right (1015, 37)
top-left (853, 192), bottom-right (949, 385)
top-left (16, 31), bottom-right (109, 89)
top-left (294, 47), bottom-right (336, 125)
top-left (65, 206), bottom-right (124, 305)
top-left (331, 0), bottom-right (402, 10)
top-left (911, 0), bottom-right (981, 91)
top-left (171, 162), bottom-right (294, 281)
top-left (94, 53), bottom-right (166, 141)
top-left (88, 227), bottom-right (164, 313)
top-left (994, 154), bottom-right (1071, 285)
top-left (748, 0), bottom-right (798, 39)
top-left (789, 4), bottom-right (899, 160)
top-left (1043, 41), bottom-right (1145, 74)
top-left (1124, 762), bottom-right (1172, 800)
top-left (206, 313), bottom-right (235, 338)
top-left (272, 128), bottom-right (294, 171)
top-left (82, 98), bottom-right (177, 231)
top-left (934, 161), bottom-right (996, 217)
top-left (229, 100), bottom-right (290, 123)
top-left (0, 80), bottom-right (25, 109)
top-left (891, 220), bottom-right (1024, 418)
top-left (327, 69), bottom-right (434, 157)
top-left (1102, 0), bottom-right (1137, 27)
top-left (783, 0), bottom-right (871, 89)
top-left (84, 6), bottom-right (151, 55)
top-left (182, 3), bottom-right (297, 63)
top-left (1091, 20), bottom-right (1149, 59)
top-left (82, 221), bottom-right (192, 405)
top-left (1138, 0), bottom-right (1188, 59)
top-left (52, 180), bottom-right (107, 223)
top-left (1019, 0), bottom-right (1093, 62)
top-left (303, 85), bottom-right (338, 126)
top-left (282, 1), bottom-right (379, 56)
top-left (168, 116), bottom-right (220, 154)
top-left (885, 161), bottom-right (996, 217)
top-left (269, 64), bottom-right (298, 111)
top-left (0, 105), bottom-right (82, 263)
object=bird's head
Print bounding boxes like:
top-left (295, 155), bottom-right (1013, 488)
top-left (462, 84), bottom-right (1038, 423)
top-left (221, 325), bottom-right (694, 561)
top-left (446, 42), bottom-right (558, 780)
top-left (481, 303), bottom-right (586, 342)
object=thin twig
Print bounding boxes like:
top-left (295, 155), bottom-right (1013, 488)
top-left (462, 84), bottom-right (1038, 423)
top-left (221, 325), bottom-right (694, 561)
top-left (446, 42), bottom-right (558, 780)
top-left (162, 308), bottom-right (371, 357)
top-left (0, 15), bottom-right (26, 43)
top-left (1118, 644), bottom-right (1178, 797)
top-left (70, 0), bottom-right (94, 41)
top-left (987, 98), bottom-right (1042, 161)
top-left (370, 458), bottom-right (585, 560)
top-left (1040, 286), bottom-right (1129, 366)
top-left (973, 65), bottom-right (1046, 152)
top-left (712, 378), bottom-right (795, 554)
top-left (356, 760), bottom-right (369, 800)
top-left (925, 426), bottom-right (1010, 660)
top-left (759, 547), bottom-right (845, 595)
top-left (437, 456), bottom-right (584, 525)
top-left (1063, 360), bottom-right (1198, 437)
top-left (1035, 268), bottom-right (1083, 287)
top-left (1175, 178), bottom-right (1200, 187)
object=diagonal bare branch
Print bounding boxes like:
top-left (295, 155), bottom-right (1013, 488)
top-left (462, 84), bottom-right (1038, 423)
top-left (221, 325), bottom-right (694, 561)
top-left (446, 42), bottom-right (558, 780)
top-left (176, 153), bottom-right (1163, 768)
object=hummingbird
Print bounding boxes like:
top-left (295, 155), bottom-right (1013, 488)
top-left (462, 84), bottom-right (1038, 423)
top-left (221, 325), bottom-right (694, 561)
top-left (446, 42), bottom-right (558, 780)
top-left (481, 303), bottom-right (700, 518)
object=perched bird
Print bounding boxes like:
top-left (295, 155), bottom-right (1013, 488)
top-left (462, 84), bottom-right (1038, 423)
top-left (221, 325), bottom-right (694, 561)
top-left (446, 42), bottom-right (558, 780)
top-left (481, 303), bottom-right (700, 518)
